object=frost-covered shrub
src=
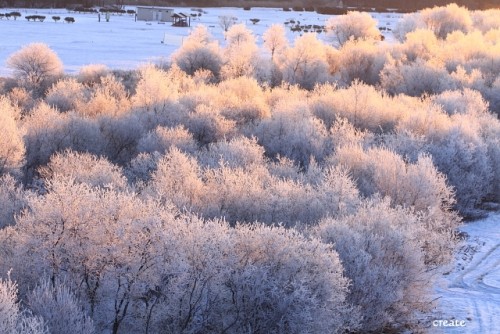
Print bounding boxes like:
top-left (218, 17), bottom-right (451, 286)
top-left (216, 223), bottom-right (356, 334)
top-left (281, 34), bottom-right (330, 89)
top-left (7, 87), bottom-right (35, 114)
top-left (397, 29), bottom-right (439, 62)
top-left (46, 78), bottom-right (88, 112)
top-left (0, 97), bottom-right (25, 176)
top-left (0, 175), bottom-right (27, 229)
top-left (147, 147), bottom-right (204, 210)
top-left (326, 11), bottom-right (381, 47)
top-left (432, 89), bottom-right (489, 115)
top-left (331, 145), bottom-right (459, 263)
top-left (171, 25), bottom-right (223, 78)
top-left (153, 220), bottom-right (356, 333)
top-left (0, 275), bottom-right (47, 334)
top-left (421, 4), bottom-right (473, 39)
top-left (125, 152), bottom-right (161, 183)
top-left (381, 58), bottom-right (454, 96)
top-left (186, 104), bottom-right (236, 146)
top-left (427, 125), bottom-right (493, 212)
top-left (6, 43), bottom-right (63, 94)
top-left (315, 200), bottom-right (432, 332)
top-left (335, 39), bottom-right (388, 85)
top-left (77, 75), bottom-right (130, 117)
top-left (132, 65), bottom-right (180, 112)
top-left (310, 82), bottom-right (401, 133)
top-left (39, 150), bottom-right (128, 190)
top-left (391, 99), bottom-right (496, 213)
top-left (27, 278), bottom-right (95, 334)
top-left (22, 104), bottom-right (104, 178)
top-left (221, 24), bottom-right (261, 80)
top-left (98, 113), bottom-right (144, 163)
top-left (22, 103), bottom-right (65, 171)
top-left (77, 64), bottom-right (109, 85)
top-left (198, 136), bottom-right (265, 169)
top-left (217, 76), bottom-right (270, 124)
top-left (252, 98), bottom-right (328, 166)
top-left (199, 161), bottom-right (360, 226)
top-left (137, 125), bottom-right (197, 155)
top-left (4, 178), bottom-right (180, 333)
top-left (395, 4), bottom-right (473, 40)
top-left (472, 9), bottom-right (500, 32)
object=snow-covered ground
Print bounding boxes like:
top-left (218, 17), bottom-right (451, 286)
top-left (0, 7), bottom-right (401, 75)
top-left (435, 212), bottom-right (500, 333)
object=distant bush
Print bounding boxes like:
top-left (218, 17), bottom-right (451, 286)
top-left (52, 16), bottom-right (60, 22)
top-left (9, 11), bottom-right (21, 20)
top-left (74, 6), bottom-right (97, 13)
top-left (64, 17), bottom-right (75, 23)
top-left (31, 15), bottom-right (46, 22)
top-left (316, 7), bottom-right (348, 15)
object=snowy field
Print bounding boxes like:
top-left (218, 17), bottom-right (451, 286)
top-left (435, 212), bottom-right (500, 333)
top-left (0, 7), bottom-right (401, 75)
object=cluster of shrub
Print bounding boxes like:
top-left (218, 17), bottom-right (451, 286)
top-left (99, 8), bottom-right (135, 15)
top-left (70, 6), bottom-right (98, 13)
top-left (25, 15), bottom-right (46, 22)
top-left (0, 4), bottom-right (499, 334)
top-left (0, 11), bottom-right (21, 19)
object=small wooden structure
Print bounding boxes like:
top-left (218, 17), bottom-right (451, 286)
top-left (172, 12), bottom-right (190, 27)
top-left (136, 6), bottom-right (174, 22)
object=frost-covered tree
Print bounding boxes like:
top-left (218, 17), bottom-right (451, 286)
top-left (218, 14), bottom-right (236, 32)
top-left (262, 24), bottom-right (288, 60)
top-left (6, 43), bottom-right (63, 93)
top-left (221, 24), bottom-right (260, 80)
top-left (132, 65), bottom-right (175, 112)
top-left (171, 25), bottom-right (223, 78)
top-left (326, 11), bottom-right (381, 47)
top-left (281, 33), bottom-right (330, 89)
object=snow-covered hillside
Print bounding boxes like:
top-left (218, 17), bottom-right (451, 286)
top-left (0, 7), bottom-right (401, 75)
top-left (436, 213), bottom-right (500, 333)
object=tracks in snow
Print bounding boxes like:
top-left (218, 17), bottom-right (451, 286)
top-left (435, 213), bottom-right (500, 334)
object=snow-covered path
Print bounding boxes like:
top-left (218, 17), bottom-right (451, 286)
top-left (435, 213), bottom-right (500, 333)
